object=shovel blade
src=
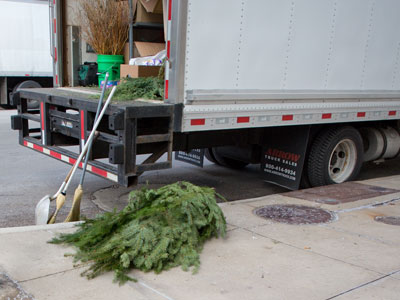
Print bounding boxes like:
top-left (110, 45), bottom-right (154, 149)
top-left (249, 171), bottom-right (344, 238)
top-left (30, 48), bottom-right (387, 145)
top-left (35, 195), bottom-right (50, 225)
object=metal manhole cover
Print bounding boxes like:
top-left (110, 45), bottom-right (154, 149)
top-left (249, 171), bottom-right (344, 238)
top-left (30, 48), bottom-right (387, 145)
top-left (374, 216), bottom-right (400, 226)
top-left (254, 204), bottom-right (336, 225)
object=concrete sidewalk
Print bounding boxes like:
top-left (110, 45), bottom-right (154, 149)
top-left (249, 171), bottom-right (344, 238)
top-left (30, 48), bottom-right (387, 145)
top-left (1, 176), bottom-right (400, 300)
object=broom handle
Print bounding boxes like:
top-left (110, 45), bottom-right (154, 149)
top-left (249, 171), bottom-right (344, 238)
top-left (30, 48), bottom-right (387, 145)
top-left (62, 85), bottom-right (117, 194)
top-left (51, 146), bottom-right (88, 199)
top-left (80, 73), bottom-right (109, 185)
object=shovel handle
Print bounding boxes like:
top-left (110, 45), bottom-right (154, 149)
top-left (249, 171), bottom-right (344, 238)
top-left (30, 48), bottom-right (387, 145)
top-left (51, 146), bottom-right (89, 200)
top-left (62, 87), bottom-right (116, 194)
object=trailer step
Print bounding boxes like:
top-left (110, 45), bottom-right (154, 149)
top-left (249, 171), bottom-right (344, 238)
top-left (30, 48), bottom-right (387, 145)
top-left (136, 133), bottom-right (171, 144)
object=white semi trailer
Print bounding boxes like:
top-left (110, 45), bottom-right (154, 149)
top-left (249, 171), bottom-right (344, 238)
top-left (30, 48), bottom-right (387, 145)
top-left (0, 0), bottom-right (53, 108)
top-left (11, 0), bottom-right (400, 189)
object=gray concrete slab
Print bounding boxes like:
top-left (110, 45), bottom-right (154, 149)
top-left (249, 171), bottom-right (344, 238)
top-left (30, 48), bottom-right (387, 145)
top-left (1, 176), bottom-right (400, 299)
top-left (325, 201), bottom-right (400, 247)
top-left (333, 276), bottom-right (400, 300)
top-left (133, 228), bottom-right (381, 300)
top-left (20, 268), bottom-right (167, 300)
top-left (391, 270), bottom-right (400, 280)
top-left (0, 214), bottom-right (390, 300)
top-left (357, 175), bottom-right (400, 190)
top-left (244, 191), bottom-right (400, 215)
top-left (251, 222), bottom-right (400, 275)
top-left (0, 229), bottom-right (76, 282)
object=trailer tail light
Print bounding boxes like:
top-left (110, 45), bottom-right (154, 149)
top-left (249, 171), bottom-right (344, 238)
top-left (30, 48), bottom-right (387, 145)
top-left (282, 115), bottom-right (294, 121)
top-left (237, 117), bottom-right (250, 123)
top-left (191, 119), bottom-right (205, 126)
top-left (389, 111), bottom-right (396, 116)
top-left (322, 113), bottom-right (332, 119)
top-left (357, 112), bottom-right (366, 118)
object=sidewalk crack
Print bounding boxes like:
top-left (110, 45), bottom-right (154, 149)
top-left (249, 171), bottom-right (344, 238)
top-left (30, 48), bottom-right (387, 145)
top-left (18, 266), bottom-right (83, 283)
top-left (326, 269), bottom-right (400, 299)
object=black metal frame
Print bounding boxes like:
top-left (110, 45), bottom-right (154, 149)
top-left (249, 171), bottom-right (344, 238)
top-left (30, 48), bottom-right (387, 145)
top-left (11, 88), bottom-right (177, 187)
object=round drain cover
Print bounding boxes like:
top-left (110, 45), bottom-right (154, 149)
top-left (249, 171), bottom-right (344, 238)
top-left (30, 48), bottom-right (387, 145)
top-left (254, 204), bottom-right (335, 225)
top-left (375, 216), bottom-right (400, 226)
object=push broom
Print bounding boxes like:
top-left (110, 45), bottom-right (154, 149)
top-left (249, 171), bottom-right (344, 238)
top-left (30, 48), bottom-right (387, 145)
top-left (36, 84), bottom-right (117, 224)
top-left (64, 73), bottom-right (110, 222)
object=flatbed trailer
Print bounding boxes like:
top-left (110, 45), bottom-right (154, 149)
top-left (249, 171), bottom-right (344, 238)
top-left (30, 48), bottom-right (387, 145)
top-left (11, 0), bottom-right (400, 190)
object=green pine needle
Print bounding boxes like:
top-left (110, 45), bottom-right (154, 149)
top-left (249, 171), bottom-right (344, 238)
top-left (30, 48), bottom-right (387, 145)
top-left (107, 77), bottom-right (164, 101)
top-left (49, 182), bottom-right (226, 284)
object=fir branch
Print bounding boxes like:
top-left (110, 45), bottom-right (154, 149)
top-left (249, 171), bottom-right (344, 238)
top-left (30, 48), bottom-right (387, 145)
top-left (50, 182), bottom-right (226, 284)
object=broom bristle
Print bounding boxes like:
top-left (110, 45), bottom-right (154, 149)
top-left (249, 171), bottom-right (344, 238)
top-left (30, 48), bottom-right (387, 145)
top-left (65, 185), bottom-right (83, 222)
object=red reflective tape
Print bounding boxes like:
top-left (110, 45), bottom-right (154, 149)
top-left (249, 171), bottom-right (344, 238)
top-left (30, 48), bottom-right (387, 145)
top-left (53, 18), bottom-right (56, 34)
top-left (389, 111), bottom-right (396, 116)
top-left (80, 110), bottom-right (85, 140)
top-left (50, 150), bottom-right (61, 160)
top-left (282, 115), bottom-right (293, 121)
top-left (237, 116), bottom-right (250, 123)
top-left (322, 113), bottom-right (332, 119)
top-left (40, 102), bottom-right (45, 130)
top-left (23, 140), bottom-right (28, 146)
top-left (67, 157), bottom-right (82, 168)
top-left (357, 112), bottom-right (366, 118)
top-left (33, 144), bottom-right (43, 152)
top-left (167, 41), bottom-right (171, 59)
top-left (25, 74), bottom-right (30, 77)
top-left (168, 0), bottom-right (172, 20)
top-left (191, 119), bottom-right (205, 126)
top-left (54, 47), bottom-right (57, 62)
top-left (55, 75), bottom-right (58, 85)
top-left (165, 80), bottom-right (169, 99)
top-left (91, 166), bottom-right (108, 178)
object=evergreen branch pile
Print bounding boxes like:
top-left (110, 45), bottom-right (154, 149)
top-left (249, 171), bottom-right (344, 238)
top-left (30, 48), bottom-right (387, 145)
top-left (49, 182), bottom-right (226, 284)
top-left (105, 77), bottom-right (164, 101)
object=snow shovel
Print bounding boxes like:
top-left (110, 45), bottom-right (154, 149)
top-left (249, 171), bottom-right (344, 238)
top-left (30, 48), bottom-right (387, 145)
top-left (35, 162), bottom-right (77, 225)
top-left (35, 85), bottom-right (117, 224)
top-left (64, 73), bottom-right (109, 222)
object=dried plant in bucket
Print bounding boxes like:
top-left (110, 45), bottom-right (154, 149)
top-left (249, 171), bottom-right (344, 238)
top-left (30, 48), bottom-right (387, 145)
top-left (78, 0), bottom-right (129, 55)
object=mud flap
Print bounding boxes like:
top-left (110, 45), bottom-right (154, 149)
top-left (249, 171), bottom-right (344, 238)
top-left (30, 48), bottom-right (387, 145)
top-left (175, 149), bottom-right (205, 167)
top-left (261, 126), bottom-right (310, 190)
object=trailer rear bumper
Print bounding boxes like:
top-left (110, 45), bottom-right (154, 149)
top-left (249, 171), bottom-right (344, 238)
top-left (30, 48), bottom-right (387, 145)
top-left (12, 88), bottom-right (178, 187)
top-left (22, 137), bottom-right (118, 182)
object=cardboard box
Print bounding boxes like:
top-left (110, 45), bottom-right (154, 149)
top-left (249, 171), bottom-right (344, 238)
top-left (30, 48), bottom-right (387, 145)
top-left (124, 41), bottom-right (165, 64)
top-left (136, 0), bottom-right (163, 24)
top-left (139, 0), bottom-right (163, 14)
top-left (120, 64), bottom-right (161, 79)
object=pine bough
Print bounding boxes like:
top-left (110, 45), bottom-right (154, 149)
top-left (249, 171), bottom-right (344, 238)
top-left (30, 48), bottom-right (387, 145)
top-left (50, 182), bottom-right (226, 284)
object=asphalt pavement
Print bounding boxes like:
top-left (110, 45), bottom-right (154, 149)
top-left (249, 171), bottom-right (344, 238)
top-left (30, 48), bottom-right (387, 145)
top-left (2, 108), bottom-right (400, 228)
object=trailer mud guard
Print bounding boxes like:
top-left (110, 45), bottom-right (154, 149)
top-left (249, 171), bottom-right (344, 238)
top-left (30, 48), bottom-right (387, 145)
top-left (261, 126), bottom-right (310, 190)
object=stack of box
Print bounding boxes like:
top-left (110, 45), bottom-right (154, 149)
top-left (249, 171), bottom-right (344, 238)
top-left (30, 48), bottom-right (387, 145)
top-left (120, 0), bottom-right (167, 79)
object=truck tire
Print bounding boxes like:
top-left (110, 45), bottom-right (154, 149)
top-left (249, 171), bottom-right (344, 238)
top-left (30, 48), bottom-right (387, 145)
top-left (211, 148), bottom-right (249, 169)
top-left (204, 148), bottom-right (220, 164)
top-left (13, 80), bottom-right (42, 109)
top-left (307, 126), bottom-right (363, 186)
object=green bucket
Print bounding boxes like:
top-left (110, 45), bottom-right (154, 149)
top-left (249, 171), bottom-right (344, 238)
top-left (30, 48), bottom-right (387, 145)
top-left (97, 54), bottom-right (124, 86)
